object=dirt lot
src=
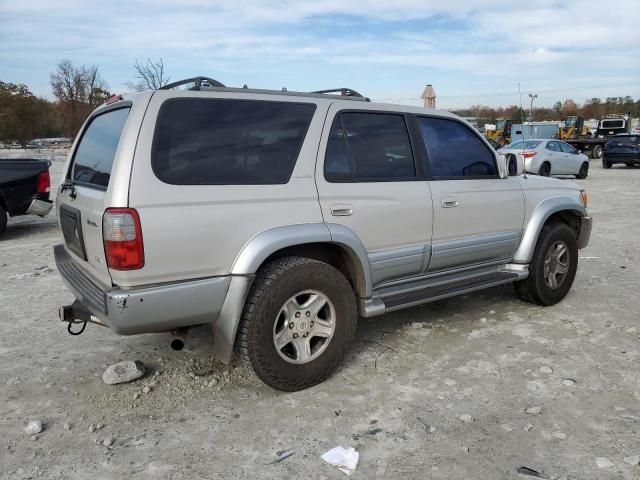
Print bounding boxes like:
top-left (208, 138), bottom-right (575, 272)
top-left (1, 152), bottom-right (639, 480)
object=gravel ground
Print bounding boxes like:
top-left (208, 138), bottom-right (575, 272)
top-left (1, 152), bottom-right (639, 479)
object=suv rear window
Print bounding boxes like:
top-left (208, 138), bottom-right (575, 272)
top-left (152, 98), bottom-right (315, 185)
top-left (609, 135), bottom-right (639, 144)
top-left (324, 112), bottom-right (416, 182)
top-left (71, 107), bottom-right (130, 189)
top-left (601, 120), bottom-right (624, 129)
top-left (504, 140), bottom-right (541, 150)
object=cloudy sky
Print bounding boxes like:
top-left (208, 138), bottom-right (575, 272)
top-left (1, 0), bottom-right (639, 109)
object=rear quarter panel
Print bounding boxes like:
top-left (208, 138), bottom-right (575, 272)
top-left (121, 91), bottom-right (329, 287)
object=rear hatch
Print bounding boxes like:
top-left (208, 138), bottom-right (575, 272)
top-left (605, 136), bottom-right (640, 155)
top-left (57, 105), bottom-right (131, 287)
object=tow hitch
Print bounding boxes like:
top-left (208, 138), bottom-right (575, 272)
top-left (58, 300), bottom-right (104, 335)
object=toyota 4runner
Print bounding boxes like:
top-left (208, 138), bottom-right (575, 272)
top-left (55, 77), bottom-right (592, 391)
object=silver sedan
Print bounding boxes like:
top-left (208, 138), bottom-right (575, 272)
top-left (499, 139), bottom-right (590, 179)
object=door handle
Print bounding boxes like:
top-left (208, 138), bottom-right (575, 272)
top-left (441, 197), bottom-right (459, 208)
top-left (330, 204), bottom-right (353, 216)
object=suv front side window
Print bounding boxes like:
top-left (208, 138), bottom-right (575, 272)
top-left (417, 116), bottom-right (497, 178)
top-left (324, 112), bottom-right (417, 182)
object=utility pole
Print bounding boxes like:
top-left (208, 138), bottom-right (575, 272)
top-left (528, 93), bottom-right (538, 122)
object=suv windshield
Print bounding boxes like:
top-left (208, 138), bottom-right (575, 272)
top-left (71, 107), bottom-right (130, 189)
top-left (564, 117), bottom-right (577, 127)
top-left (504, 140), bottom-right (541, 149)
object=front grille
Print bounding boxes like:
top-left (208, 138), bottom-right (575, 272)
top-left (54, 245), bottom-right (108, 316)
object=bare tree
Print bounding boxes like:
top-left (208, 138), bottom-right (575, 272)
top-left (50, 60), bottom-right (109, 137)
top-left (127, 58), bottom-right (170, 91)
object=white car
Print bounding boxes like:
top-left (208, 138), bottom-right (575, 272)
top-left (500, 139), bottom-right (590, 179)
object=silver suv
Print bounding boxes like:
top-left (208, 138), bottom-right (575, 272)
top-left (55, 77), bottom-right (592, 391)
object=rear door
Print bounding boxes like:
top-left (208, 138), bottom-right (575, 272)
top-left (57, 105), bottom-right (132, 286)
top-left (416, 115), bottom-right (524, 271)
top-left (558, 141), bottom-right (581, 173)
top-left (545, 141), bottom-right (564, 174)
top-left (316, 105), bottom-right (433, 286)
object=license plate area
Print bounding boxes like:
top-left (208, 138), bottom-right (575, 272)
top-left (60, 204), bottom-right (88, 261)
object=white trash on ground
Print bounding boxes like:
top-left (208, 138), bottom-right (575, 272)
top-left (321, 446), bottom-right (359, 476)
top-left (24, 420), bottom-right (42, 435)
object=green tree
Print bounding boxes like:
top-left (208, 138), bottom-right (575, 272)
top-left (0, 81), bottom-right (44, 147)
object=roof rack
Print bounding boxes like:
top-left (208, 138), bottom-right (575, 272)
top-left (160, 76), bottom-right (226, 91)
top-left (312, 88), bottom-right (366, 99)
top-left (158, 77), bottom-right (369, 101)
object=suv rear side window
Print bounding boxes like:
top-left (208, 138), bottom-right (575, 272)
top-left (417, 117), bottom-right (497, 178)
top-left (324, 112), bottom-right (416, 182)
top-left (152, 98), bottom-right (315, 185)
top-left (71, 107), bottom-right (130, 189)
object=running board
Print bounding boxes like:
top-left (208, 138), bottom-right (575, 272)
top-left (360, 269), bottom-right (523, 317)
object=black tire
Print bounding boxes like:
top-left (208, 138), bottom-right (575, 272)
top-left (0, 203), bottom-right (7, 235)
top-left (602, 159), bottom-right (612, 169)
top-left (506, 154), bottom-right (518, 176)
top-left (238, 256), bottom-right (357, 391)
top-left (576, 162), bottom-right (589, 179)
top-left (592, 145), bottom-right (603, 159)
top-left (514, 223), bottom-right (578, 306)
top-left (538, 162), bottom-right (551, 177)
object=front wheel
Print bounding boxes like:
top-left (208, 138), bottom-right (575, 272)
top-left (515, 223), bottom-right (578, 306)
top-left (576, 162), bottom-right (589, 179)
top-left (238, 256), bottom-right (357, 391)
top-left (602, 159), bottom-right (612, 169)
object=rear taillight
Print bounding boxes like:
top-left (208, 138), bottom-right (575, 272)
top-left (521, 151), bottom-right (537, 159)
top-left (36, 170), bottom-right (50, 193)
top-left (103, 208), bottom-right (144, 270)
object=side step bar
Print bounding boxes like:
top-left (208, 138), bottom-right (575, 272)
top-left (360, 266), bottom-right (525, 317)
top-left (383, 271), bottom-right (519, 311)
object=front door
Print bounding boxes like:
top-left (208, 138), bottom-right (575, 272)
top-left (315, 106), bottom-right (433, 286)
top-left (415, 115), bottom-right (525, 271)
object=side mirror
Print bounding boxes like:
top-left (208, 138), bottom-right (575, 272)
top-left (502, 153), bottom-right (524, 176)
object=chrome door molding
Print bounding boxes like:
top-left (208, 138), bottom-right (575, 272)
top-left (429, 230), bottom-right (522, 271)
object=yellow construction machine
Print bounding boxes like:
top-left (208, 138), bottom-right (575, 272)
top-left (485, 119), bottom-right (512, 147)
top-left (557, 116), bottom-right (591, 140)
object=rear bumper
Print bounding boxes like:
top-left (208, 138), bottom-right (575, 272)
top-left (54, 244), bottom-right (231, 335)
top-left (26, 199), bottom-right (53, 217)
top-left (577, 216), bottom-right (592, 249)
top-left (603, 153), bottom-right (640, 164)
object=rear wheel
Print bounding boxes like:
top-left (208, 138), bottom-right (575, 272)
top-left (602, 159), bottom-right (612, 169)
top-left (238, 256), bottom-right (357, 391)
top-left (538, 162), bottom-right (551, 177)
top-left (576, 162), bottom-right (589, 179)
top-left (0, 204), bottom-right (7, 235)
top-left (515, 223), bottom-right (578, 306)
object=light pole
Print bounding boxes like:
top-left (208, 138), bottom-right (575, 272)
top-left (528, 93), bottom-right (538, 122)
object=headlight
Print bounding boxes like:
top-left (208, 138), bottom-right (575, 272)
top-left (580, 190), bottom-right (588, 208)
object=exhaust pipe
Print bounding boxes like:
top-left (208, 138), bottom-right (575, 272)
top-left (170, 337), bottom-right (185, 351)
top-left (170, 327), bottom-right (189, 351)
